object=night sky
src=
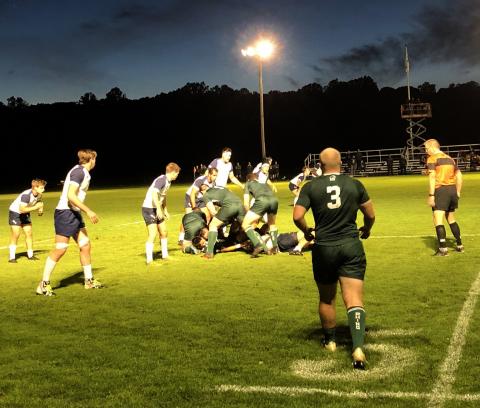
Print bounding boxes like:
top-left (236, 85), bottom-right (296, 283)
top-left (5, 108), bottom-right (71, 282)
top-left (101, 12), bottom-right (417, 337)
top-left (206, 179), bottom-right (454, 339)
top-left (1, 0), bottom-right (479, 103)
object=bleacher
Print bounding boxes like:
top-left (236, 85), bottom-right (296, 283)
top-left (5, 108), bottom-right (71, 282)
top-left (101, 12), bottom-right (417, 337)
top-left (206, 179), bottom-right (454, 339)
top-left (305, 143), bottom-right (480, 176)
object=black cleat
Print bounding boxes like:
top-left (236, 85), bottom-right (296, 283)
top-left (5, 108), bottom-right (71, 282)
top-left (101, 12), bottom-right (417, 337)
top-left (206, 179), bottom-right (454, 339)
top-left (28, 256), bottom-right (40, 261)
top-left (455, 245), bottom-right (464, 253)
top-left (289, 250), bottom-right (303, 256)
top-left (434, 249), bottom-right (449, 257)
top-left (250, 245), bottom-right (264, 258)
top-left (8, 259), bottom-right (17, 263)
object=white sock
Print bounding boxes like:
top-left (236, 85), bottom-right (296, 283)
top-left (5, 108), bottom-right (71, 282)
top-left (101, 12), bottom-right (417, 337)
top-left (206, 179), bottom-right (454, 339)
top-left (42, 257), bottom-right (57, 282)
top-left (293, 196), bottom-right (298, 205)
top-left (178, 231), bottom-right (185, 241)
top-left (9, 245), bottom-right (16, 260)
top-left (83, 264), bottom-right (93, 280)
top-left (146, 242), bottom-right (154, 263)
top-left (161, 238), bottom-right (168, 259)
top-left (27, 249), bottom-right (33, 258)
top-left (293, 245), bottom-right (302, 252)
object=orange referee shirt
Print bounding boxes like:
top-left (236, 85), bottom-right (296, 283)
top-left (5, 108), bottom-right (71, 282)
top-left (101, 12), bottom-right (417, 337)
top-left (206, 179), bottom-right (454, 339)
top-left (427, 152), bottom-right (457, 188)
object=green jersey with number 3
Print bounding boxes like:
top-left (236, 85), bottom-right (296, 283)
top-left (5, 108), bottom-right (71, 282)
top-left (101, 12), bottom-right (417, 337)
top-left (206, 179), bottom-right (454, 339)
top-left (296, 173), bottom-right (370, 245)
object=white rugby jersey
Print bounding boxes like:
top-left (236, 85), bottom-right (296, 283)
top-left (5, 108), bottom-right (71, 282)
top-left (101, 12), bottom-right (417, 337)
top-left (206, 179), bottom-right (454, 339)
top-left (208, 158), bottom-right (232, 187)
top-left (9, 189), bottom-right (41, 213)
top-left (57, 165), bottom-right (91, 211)
top-left (186, 175), bottom-right (215, 197)
top-left (142, 175), bottom-right (171, 208)
top-left (253, 162), bottom-right (269, 184)
top-left (290, 172), bottom-right (305, 187)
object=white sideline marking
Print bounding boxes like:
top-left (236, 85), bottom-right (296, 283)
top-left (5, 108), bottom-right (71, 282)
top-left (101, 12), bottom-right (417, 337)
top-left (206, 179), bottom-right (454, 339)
top-left (371, 233), bottom-right (480, 239)
top-left (427, 270), bottom-right (480, 408)
top-left (216, 385), bottom-right (480, 401)
top-left (0, 238), bottom-right (51, 250)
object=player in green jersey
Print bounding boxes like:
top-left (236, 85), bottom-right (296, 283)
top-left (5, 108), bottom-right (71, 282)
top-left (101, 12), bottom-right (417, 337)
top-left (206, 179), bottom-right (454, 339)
top-left (293, 147), bottom-right (375, 370)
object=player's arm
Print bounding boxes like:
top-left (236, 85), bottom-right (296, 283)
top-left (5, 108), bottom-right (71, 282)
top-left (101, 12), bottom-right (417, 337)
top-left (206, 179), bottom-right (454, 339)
top-left (205, 201), bottom-right (217, 217)
top-left (293, 205), bottom-right (314, 242)
top-left (19, 199), bottom-right (43, 214)
top-left (427, 169), bottom-right (436, 207)
top-left (152, 189), bottom-right (164, 220)
top-left (267, 178), bottom-right (277, 193)
top-left (229, 171), bottom-right (244, 189)
top-left (358, 199), bottom-right (375, 239)
top-left (67, 184), bottom-right (98, 223)
top-left (190, 186), bottom-right (199, 209)
top-left (243, 193), bottom-right (251, 211)
top-left (455, 169), bottom-right (463, 197)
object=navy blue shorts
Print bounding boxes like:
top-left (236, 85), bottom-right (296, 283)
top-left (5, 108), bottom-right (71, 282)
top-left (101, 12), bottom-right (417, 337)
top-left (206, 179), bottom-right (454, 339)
top-left (9, 211), bottom-right (31, 226)
top-left (183, 194), bottom-right (206, 209)
top-left (142, 207), bottom-right (164, 225)
top-left (54, 209), bottom-right (85, 237)
top-left (289, 182), bottom-right (299, 192)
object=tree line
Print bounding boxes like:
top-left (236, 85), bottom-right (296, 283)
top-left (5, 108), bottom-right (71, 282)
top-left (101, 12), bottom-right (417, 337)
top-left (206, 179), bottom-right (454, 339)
top-left (1, 77), bottom-right (479, 191)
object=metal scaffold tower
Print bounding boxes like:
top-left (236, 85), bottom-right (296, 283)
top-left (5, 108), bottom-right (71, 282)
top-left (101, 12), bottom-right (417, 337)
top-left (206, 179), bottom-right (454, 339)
top-left (400, 46), bottom-right (432, 168)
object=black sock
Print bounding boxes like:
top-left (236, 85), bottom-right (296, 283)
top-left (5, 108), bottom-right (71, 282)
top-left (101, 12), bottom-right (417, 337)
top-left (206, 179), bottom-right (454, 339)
top-left (323, 327), bottom-right (336, 343)
top-left (435, 225), bottom-right (447, 249)
top-left (449, 222), bottom-right (462, 246)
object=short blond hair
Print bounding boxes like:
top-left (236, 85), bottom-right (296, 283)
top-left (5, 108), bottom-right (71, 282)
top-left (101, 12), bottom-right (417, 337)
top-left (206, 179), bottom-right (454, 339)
top-left (166, 162), bottom-right (181, 173)
top-left (78, 149), bottom-right (97, 164)
top-left (424, 139), bottom-right (440, 149)
top-left (31, 179), bottom-right (47, 188)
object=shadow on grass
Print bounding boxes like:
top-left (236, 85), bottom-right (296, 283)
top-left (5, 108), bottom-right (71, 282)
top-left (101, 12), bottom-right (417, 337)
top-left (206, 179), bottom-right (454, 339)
top-left (421, 236), bottom-right (457, 252)
top-left (301, 324), bottom-right (353, 348)
top-left (56, 267), bottom-right (106, 289)
top-left (15, 249), bottom-right (49, 259)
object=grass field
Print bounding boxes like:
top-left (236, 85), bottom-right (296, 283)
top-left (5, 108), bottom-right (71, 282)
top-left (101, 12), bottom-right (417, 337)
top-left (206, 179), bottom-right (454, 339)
top-left (1, 174), bottom-right (480, 408)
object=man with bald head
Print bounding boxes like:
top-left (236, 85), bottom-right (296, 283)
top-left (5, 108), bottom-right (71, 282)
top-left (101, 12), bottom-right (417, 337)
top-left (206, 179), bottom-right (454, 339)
top-left (425, 139), bottom-right (463, 256)
top-left (293, 147), bottom-right (375, 370)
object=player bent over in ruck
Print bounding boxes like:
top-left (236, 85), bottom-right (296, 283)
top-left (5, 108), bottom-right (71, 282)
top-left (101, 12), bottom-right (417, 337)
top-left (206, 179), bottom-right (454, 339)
top-left (242, 171), bottom-right (279, 257)
top-left (37, 149), bottom-right (101, 296)
top-left (293, 148), bottom-right (375, 370)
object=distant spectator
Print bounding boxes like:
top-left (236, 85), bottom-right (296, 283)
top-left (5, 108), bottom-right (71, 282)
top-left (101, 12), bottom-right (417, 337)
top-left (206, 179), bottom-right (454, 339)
top-left (246, 161), bottom-right (253, 175)
top-left (399, 154), bottom-right (407, 175)
top-left (234, 162), bottom-right (242, 179)
top-left (386, 155), bottom-right (394, 175)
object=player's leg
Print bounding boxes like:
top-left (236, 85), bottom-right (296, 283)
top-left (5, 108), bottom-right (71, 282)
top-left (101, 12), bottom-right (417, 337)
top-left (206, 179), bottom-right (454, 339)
top-left (242, 211), bottom-right (265, 256)
top-left (145, 223), bottom-right (158, 264)
top-left (74, 228), bottom-right (101, 288)
top-left (316, 281), bottom-right (338, 351)
top-left (267, 213), bottom-right (279, 253)
top-left (433, 210), bottom-right (448, 255)
top-left (447, 211), bottom-right (463, 251)
top-left (204, 217), bottom-right (224, 258)
top-left (23, 224), bottom-right (37, 260)
top-left (37, 234), bottom-right (70, 296)
top-left (158, 221), bottom-right (169, 259)
top-left (8, 225), bottom-right (21, 262)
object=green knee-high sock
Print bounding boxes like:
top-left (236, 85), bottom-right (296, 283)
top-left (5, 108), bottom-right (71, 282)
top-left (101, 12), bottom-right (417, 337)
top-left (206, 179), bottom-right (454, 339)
top-left (206, 231), bottom-right (218, 255)
top-left (270, 229), bottom-right (278, 247)
top-left (347, 307), bottom-right (366, 350)
top-left (254, 230), bottom-right (269, 251)
top-left (245, 228), bottom-right (261, 247)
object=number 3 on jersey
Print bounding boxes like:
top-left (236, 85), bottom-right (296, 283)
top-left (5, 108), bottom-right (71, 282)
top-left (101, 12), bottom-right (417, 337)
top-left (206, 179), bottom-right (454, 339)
top-left (327, 186), bottom-right (341, 209)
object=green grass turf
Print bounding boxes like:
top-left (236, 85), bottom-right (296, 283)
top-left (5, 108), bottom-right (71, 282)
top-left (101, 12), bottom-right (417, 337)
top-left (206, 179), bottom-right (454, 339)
top-left (1, 174), bottom-right (480, 407)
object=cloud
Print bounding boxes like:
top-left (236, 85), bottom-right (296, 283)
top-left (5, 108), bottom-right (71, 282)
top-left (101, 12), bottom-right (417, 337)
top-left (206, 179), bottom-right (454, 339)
top-left (284, 75), bottom-right (300, 88)
top-left (315, 0), bottom-right (480, 84)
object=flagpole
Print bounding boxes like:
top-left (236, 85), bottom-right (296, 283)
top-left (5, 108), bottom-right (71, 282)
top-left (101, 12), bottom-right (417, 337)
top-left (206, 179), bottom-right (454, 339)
top-left (405, 45), bottom-right (411, 101)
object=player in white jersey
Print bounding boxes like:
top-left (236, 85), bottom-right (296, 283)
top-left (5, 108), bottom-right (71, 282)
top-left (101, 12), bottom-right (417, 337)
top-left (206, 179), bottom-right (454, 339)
top-left (178, 168), bottom-right (217, 244)
top-left (142, 162), bottom-right (181, 264)
top-left (207, 147), bottom-right (243, 189)
top-left (8, 179), bottom-right (46, 263)
top-left (36, 149), bottom-right (100, 296)
top-left (289, 166), bottom-right (311, 205)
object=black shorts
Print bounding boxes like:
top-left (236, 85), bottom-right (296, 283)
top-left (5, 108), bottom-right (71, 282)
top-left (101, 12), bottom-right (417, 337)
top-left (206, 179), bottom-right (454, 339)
top-left (54, 209), bottom-right (85, 238)
top-left (8, 211), bottom-right (31, 226)
top-left (183, 194), bottom-right (206, 210)
top-left (433, 185), bottom-right (458, 212)
top-left (312, 239), bottom-right (366, 285)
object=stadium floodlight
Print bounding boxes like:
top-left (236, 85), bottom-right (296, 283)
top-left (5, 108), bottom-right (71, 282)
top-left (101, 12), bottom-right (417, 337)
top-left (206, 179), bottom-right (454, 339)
top-left (241, 38), bottom-right (275, 159)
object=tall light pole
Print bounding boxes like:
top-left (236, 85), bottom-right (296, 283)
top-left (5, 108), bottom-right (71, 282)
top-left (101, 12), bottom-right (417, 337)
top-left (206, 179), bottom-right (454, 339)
top-left (242, 39), bottom-right (274, 159)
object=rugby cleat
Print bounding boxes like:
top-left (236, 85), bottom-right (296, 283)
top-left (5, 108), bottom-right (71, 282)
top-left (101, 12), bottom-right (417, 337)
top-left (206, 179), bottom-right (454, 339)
top-left (250, 245), bottom-right (264, 258)
top-left (28, 256), bottom-right (40, 261)
top-left (202, 253), bottom-right (214, 260)
top-left (322, 339), bottom-right (337, 352)
top-left (434, 249), bottom-right (449, 257)
top-left (455, 245), bottom-right (465, 253)
top-left (84, 278), bottom-right (103, 289)
top-left (8, 259), bottom-right (17, 263)
top-left (352, 347), bottom-right (366, 370)
top-left (288, 250), bottom-right (303, 256)
top-left (36, 281), bottom-right (55, 296)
